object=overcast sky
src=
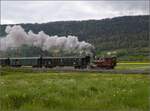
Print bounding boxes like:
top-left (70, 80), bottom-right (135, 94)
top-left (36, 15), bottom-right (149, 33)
top-left (1, 0), bottom-right (149, 24)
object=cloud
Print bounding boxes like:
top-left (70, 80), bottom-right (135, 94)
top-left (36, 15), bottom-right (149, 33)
top-left (1, 1), bottom-right (149, 24)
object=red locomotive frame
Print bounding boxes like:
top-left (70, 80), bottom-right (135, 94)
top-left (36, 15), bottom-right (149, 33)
top-left (91, 57), bottom-right (117, 69)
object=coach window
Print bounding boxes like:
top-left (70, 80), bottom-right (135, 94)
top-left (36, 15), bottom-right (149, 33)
top-left (48, 61), bottom-right (51, 64)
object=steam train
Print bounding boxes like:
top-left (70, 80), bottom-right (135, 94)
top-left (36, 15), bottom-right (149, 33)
top-left (0, 56), bottom-right (117, 69)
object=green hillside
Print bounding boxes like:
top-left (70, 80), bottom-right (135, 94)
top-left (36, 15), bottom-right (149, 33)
top-left (0, 15), bottom-right (149, 61)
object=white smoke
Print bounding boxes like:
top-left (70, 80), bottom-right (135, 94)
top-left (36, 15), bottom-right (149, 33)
top-left (0, 25), bottom-right (94, 56)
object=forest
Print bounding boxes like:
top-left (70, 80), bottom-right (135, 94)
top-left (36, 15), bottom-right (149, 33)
top-left (0, 15), bottom-right (149, 61)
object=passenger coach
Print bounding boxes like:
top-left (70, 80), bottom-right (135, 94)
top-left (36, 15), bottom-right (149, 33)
top-left (0, 56), bottom-right (91, 69)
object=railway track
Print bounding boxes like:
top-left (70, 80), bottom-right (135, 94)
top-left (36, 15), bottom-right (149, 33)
top-left (1, 67), bottom-right (149, 74)
top-left (37, 68), bottom-right (150, 74)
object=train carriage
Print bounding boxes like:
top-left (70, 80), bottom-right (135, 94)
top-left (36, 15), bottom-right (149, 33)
top-left (0, 58), bottom-right (10, 67)
top-left (0, 57), bottom-right (42, 67)
top-left (43, 56), bottom-right (90, 69)
top-left (0, 56), bottom-right (91, 69)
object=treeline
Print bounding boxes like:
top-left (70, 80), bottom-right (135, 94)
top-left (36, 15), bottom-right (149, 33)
top-left (0, 15), bottom-right (149, 61)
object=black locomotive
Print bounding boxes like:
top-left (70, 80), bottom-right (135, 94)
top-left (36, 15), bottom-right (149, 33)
top-left (0, 56), bottom-right (91, 69)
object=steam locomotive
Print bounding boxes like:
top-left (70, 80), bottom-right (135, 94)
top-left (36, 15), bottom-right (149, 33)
top-left (0, 56), bottom-right (117, 69)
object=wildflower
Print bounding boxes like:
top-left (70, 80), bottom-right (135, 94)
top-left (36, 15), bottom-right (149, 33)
top-left (0, 81), bottom-right (4, 85)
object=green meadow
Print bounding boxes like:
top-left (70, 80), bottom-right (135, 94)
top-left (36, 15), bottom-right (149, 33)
top-left (0, 62), bottom-right (150, 111)
top-left (116, 62), bottom-right (150, 70)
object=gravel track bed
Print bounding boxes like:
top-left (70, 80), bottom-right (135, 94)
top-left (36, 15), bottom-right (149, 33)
top-left (1, 67), bottom-right (149, 74)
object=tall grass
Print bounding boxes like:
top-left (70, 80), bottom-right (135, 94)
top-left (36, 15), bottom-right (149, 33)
top-left (0, 69), bottom-right (149, 111)
top-left (116, 62), bottom-right (150, 70)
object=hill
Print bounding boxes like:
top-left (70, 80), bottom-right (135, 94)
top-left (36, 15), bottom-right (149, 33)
top-left (0, 15), bottom-right (149, 61)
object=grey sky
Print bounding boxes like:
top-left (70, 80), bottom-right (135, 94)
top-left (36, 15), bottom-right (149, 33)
top-left (1, 0), bottom-right (149, 24)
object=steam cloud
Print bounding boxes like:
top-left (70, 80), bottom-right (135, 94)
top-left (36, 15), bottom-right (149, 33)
top-left (0, 25), bottom-right (94, 56)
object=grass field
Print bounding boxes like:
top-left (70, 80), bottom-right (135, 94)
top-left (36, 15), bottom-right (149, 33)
top-left (0, 62), bottom-right (150, 111)
top-left (116, 62), bottom-right (150, 70)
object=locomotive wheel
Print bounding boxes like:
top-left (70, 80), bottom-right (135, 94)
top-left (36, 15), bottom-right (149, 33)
top-left (11, 65), bottom-right (22, 67)
top-left (74, 66), bottom-right (81, 69)
top-left (32, 65), bottom-right (42, 68)
top-left (81, 66), bottom-right (87, 69)
top-left (45, 66), bottom-right (54, 68)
